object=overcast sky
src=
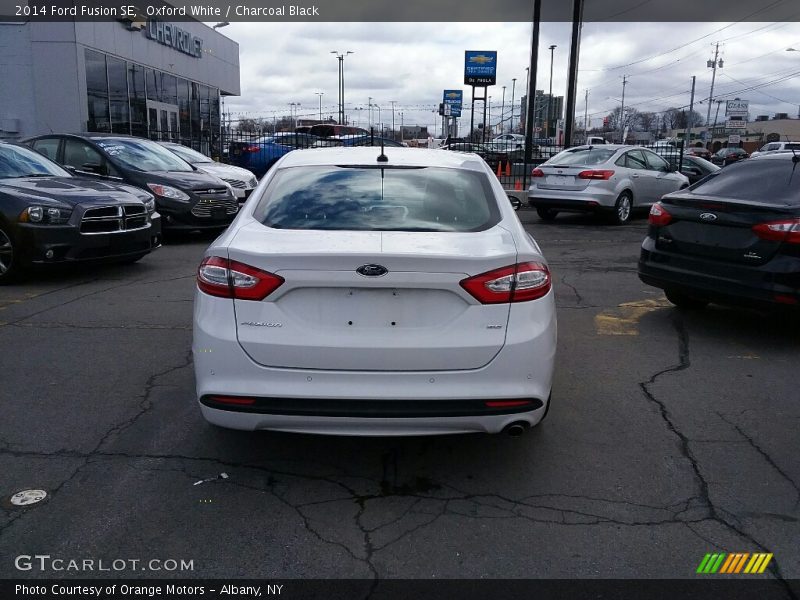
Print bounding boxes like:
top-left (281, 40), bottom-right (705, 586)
top-left (216, 21), bottom-right (800, 134)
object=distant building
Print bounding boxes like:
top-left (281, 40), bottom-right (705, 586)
top-left (518, 92), bottom-right (563, 138)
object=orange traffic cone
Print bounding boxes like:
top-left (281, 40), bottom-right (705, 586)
top-left (505, 161), bottom-right (512, 177)
top-left (514, 179), bottom-right (522, 191)
top-left (496, 162), bottom-right (503, 178)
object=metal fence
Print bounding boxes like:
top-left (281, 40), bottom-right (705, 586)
top-left (151, 129), bottom-right (696, 192)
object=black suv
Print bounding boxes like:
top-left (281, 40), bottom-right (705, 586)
top-left (23, 134), bottom-right (238, 230)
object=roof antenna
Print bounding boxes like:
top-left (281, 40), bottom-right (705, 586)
top-left (784, 134), bottom-right (799, 164)
top-left (377, 136), bottom-right (388, 162)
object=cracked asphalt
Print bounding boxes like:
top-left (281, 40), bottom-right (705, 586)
top-left (0, 213), bottom-right (798, 584)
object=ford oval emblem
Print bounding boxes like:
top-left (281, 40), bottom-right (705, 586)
top-left (357, 264), bottom-right (388, 277)
top-left (699, 212), bottom-right (718, 221)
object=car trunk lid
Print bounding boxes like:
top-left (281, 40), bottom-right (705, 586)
top-left (229, 223), bottom-right (516, 371)
top-left (657, 195), bottom-right (797, 265)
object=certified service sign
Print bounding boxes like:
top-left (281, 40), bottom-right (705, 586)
top-left (464, 51), bottom-right (497, 86)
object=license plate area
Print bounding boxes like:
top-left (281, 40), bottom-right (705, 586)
top-left (546, 175), bottom-right (572, 185)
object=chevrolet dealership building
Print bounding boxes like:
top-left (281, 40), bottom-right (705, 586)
top-left (0, 18), bottom-right (240, 150)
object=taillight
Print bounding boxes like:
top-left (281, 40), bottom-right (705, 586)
top-left (531, 168), bottom-right (544, 177)
top-left (649, 203), bottom-right (672, 227)
top-left (197, 256), bottom-right (284, 300)
top-left (245, 146), bottom-right (261, 153)
top-left (460, 262), bottom-right (551, 304)
top-left (577, 169), bottom-right (615, 180)
top-left (752, 218), bottom-right (800, 244)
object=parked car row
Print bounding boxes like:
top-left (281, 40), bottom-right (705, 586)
top-left (1, 133), bottom-right (263, 283)
top-left (0, 141), bottom-right (161, 283)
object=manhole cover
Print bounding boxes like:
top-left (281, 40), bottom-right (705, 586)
top-left (10, 489), bottom-right (47, 506)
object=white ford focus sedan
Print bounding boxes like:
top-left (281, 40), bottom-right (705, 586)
top-left (192, 147), bottom-right (556, 436)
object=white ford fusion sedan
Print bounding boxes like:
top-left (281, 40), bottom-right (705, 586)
top-left (192, 147), bottom-right (556, 436)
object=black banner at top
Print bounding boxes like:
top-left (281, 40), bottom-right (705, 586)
top-left (2, 0), bottom-right (800, 22)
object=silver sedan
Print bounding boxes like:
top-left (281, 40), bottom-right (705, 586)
top-left (527, 145), bottom-right (689, 224)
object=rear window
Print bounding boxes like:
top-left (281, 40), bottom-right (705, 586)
top-left (689, 159), bottom-right (799, 205)
top-left (254, 166), bottom-right (500, 232)
top-left (547, 147), bottom-right (616, 166)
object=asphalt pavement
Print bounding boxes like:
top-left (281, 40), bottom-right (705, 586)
top-left (0, 212), bottom-right (798, 583)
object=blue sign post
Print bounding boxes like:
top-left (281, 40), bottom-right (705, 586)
top-left (443, 90), bottom-right (463, 118)
top-left (464, 51), bottom-right (497, 143)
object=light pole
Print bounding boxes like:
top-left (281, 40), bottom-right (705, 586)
top-left (315, 92), bottom-right (324, 122)
top-left (288, 103), bottom-right (299, 129)
top-left (546, 44), bottom-right (556, 140)
top-left (619, 75), bottom-right (628, 143)
top-left (331, 50), bottom-right (353, 125)
top-left (500, 86), bottom-right (506, 134)
top-left (510, 78), bottom-right (517, 133)
top-left (368, 96), bottom-right (372, 129)
top-left (390, 100), bottom-right (397, 140)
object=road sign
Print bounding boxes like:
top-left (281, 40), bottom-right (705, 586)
top-left (728, 134), bottom-right (741, 144)
top-left (726, 120), bottom-right (746, 129)
top-left (726, 100), bottom-right (749, 116)
top-left (464, 51), bottom-right (497, 86)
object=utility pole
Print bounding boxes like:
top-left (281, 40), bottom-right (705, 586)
top-left (685, 76), bottom-right (696, 163)
top-left (705, 42), bottom-right (722, 138)
top-left (619, 75), bottom-right (628, 143)
top-left (713, 99), bottom-right (724, 127)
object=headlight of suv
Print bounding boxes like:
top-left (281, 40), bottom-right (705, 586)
top-left (146, 183), bottom-right (191, 202)
top-left (19, 205), bottom-right (72, 225)
top-left (144, 197), bottom-right (156, 213)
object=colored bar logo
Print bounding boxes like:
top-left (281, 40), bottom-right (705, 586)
top-left (697, 552), bottom-right (773, 574)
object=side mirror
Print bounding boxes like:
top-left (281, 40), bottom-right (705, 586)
top-left (506, 194), bottom-right (521, 211)
top-left (81, 162), bottom-right (107, 176)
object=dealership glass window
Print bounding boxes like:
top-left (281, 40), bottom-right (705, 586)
top-left (107, 56), bottom-right (130, 134)
top-left (199, 84), bottom-right (211, 130)
top-left (128, 63), bottom-right (147, 138)
top-left (190, 82), bottom-right (201, 147)
top-left (162, 74), bottom-right (178, 106)
top-left (178, 78), bottom-right (190, 141)
top-left (146, 68), bottom-right (161, 104)
top-left (85, 49), bottom-right (110, 133)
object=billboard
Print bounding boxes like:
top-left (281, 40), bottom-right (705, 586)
top-left (443, 89), bottom-right (463, 117)
top-left (464, 51), bottom-right (497, 86)
top-left (726, 100), bottom-right (749, 116)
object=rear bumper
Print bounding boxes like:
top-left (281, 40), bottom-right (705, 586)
top-left (639, 236), bottom-right (800, 309)
top-left (527, 187), bottom-right (618, 212)
top-left (192, 290), bottom-right (557, 435)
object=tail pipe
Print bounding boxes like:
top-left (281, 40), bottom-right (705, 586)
top-left (502, 421), bottom-right (530, 437)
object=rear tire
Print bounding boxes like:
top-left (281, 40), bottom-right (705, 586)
top-left (537, 207), bottom-right (558, 221)
top-left (665, 289), bottom-right (709, 310)
top-left (611, 191), bottom-right (633, 225)
top-left (0, 225), bottom-right (20, 285)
